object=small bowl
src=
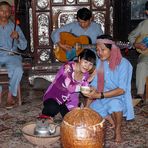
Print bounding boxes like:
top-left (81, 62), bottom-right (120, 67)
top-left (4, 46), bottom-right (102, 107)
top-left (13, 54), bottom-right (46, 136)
top-left (80, 86), bottom-right (90, 94)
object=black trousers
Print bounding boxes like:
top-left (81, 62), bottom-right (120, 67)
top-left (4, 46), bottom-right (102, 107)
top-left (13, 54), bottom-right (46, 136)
top-left (42, 99), bottom-right (69, 117)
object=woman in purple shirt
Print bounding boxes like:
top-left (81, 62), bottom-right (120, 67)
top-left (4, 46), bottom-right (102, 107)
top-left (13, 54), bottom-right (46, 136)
top-left (42, 49), bottom-right (96, 118)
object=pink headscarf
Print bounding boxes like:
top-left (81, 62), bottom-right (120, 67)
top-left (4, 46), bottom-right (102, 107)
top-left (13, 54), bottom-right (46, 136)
top-left (97, 39), bottom-right (122, 92)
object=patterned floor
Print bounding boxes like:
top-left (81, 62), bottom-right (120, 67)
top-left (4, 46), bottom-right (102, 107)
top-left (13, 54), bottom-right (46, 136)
top-left (0, 81), bottom-right (148, 148)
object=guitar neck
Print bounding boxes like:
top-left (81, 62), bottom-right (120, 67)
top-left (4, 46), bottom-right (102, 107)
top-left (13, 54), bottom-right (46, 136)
top-left (116, 41), bottom-right (132, 49)
top-left (75, 41), bottom-right (131, 50)
top-left (75, 43), bottom-right (96, 50)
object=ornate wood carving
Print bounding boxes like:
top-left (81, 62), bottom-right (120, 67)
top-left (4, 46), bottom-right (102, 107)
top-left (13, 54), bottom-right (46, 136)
top-left (30, 0), bottom-right (112, 64)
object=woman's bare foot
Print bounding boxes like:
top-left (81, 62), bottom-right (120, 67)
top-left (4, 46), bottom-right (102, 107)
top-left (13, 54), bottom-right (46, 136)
top-left (105, 115), bottom-right (115, 128)
top-left (115, 128), bottom-right (122, 143)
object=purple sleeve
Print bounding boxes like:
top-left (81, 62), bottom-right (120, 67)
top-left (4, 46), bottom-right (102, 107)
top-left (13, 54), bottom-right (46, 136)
top-left (66, 69), bottom-right (90, 93)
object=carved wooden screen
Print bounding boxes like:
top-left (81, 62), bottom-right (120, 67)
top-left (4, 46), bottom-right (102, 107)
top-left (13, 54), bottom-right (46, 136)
top-left (30, 0), bottom-right (113, 65)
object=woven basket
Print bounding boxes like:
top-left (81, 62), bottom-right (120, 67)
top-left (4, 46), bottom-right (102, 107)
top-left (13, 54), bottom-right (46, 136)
top-left (61, 107), bottom-right (105, 148)
top-left (21, 122), bottom-right (60, 146)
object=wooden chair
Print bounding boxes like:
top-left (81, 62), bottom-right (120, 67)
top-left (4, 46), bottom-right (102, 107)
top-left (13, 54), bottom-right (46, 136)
top-left (0, 67), bottom-right (22, 106)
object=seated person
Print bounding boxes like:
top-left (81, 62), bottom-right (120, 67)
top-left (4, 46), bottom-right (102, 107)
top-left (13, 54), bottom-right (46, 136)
top-left (51, 7), bottom-right (103, 61)
top-left (128, 1), bottom-right (148, 102)
top-left (0, 1), bottom-right (27, 108)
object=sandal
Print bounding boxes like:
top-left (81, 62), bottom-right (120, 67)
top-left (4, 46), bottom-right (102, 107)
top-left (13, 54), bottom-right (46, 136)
top-left (5, 100), bottom-right (16, 109)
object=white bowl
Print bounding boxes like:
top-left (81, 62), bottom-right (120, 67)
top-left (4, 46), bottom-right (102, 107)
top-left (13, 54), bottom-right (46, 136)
top-left (80, 86), bottom-right (90, 94)
top-left (21, 122), bottom-right (60, 146)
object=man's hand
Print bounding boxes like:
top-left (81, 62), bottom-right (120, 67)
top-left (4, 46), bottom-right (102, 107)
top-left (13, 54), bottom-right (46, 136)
top-left (58, 42), bottom-right (72, 51)
top-left (10, 31), bottom-right (19, 40)
top-left (82, 87), bottom-right (101, 99)
top-left (134, 43), bottom-right (147, 51)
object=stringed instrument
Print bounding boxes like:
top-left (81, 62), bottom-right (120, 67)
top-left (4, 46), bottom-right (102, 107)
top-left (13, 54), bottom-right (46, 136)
top-left (0, 47), bottom-right (32, 58)
top-left (54, 32), bottom-right (91, 62)
top-left (135, 34), bottom-right (148, 54)
top-left (54, 32), bottom-right (132, 62)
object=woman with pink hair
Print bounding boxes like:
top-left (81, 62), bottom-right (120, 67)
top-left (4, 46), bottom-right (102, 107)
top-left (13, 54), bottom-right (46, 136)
top-left (82, 35), bottom-right (134, 143)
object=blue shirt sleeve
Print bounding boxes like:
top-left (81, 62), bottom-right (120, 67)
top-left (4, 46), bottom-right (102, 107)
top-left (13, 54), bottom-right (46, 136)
top-left (0, 21), bottom-right (27, 52)
top-left (15, 25), bottom-right (27, 50)
top-left (51, 21), bottom-right (103, 44)
top-left (117, 59), bottom-right (133, 92)
top-left (51, 22), bottom-right (75, 44)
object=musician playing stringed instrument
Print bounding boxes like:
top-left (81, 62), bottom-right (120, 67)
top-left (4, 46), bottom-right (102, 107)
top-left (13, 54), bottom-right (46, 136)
top-left (0, 1), bottom-right (27, 108)
top-left (51, 7), bottom-right (103, 62)
top-left (128, 1), bottom-right (148, 102)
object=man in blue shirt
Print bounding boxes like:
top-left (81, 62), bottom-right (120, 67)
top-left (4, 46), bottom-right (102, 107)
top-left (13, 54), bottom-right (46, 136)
top-left (0, 1), bottom-right (27, 108)
top-left (128, 1), bottom-right (148, 103)
top-left (51, 7), bottom-right (103, 61)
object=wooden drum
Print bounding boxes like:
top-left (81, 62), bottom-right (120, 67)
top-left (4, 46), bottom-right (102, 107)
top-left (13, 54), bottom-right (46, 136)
top-left (60, 107), bottom-right (105, 148)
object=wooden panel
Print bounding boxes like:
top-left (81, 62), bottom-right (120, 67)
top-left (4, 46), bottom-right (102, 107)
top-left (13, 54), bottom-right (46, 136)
top-left (31, 0), bottom-right (112, 65)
